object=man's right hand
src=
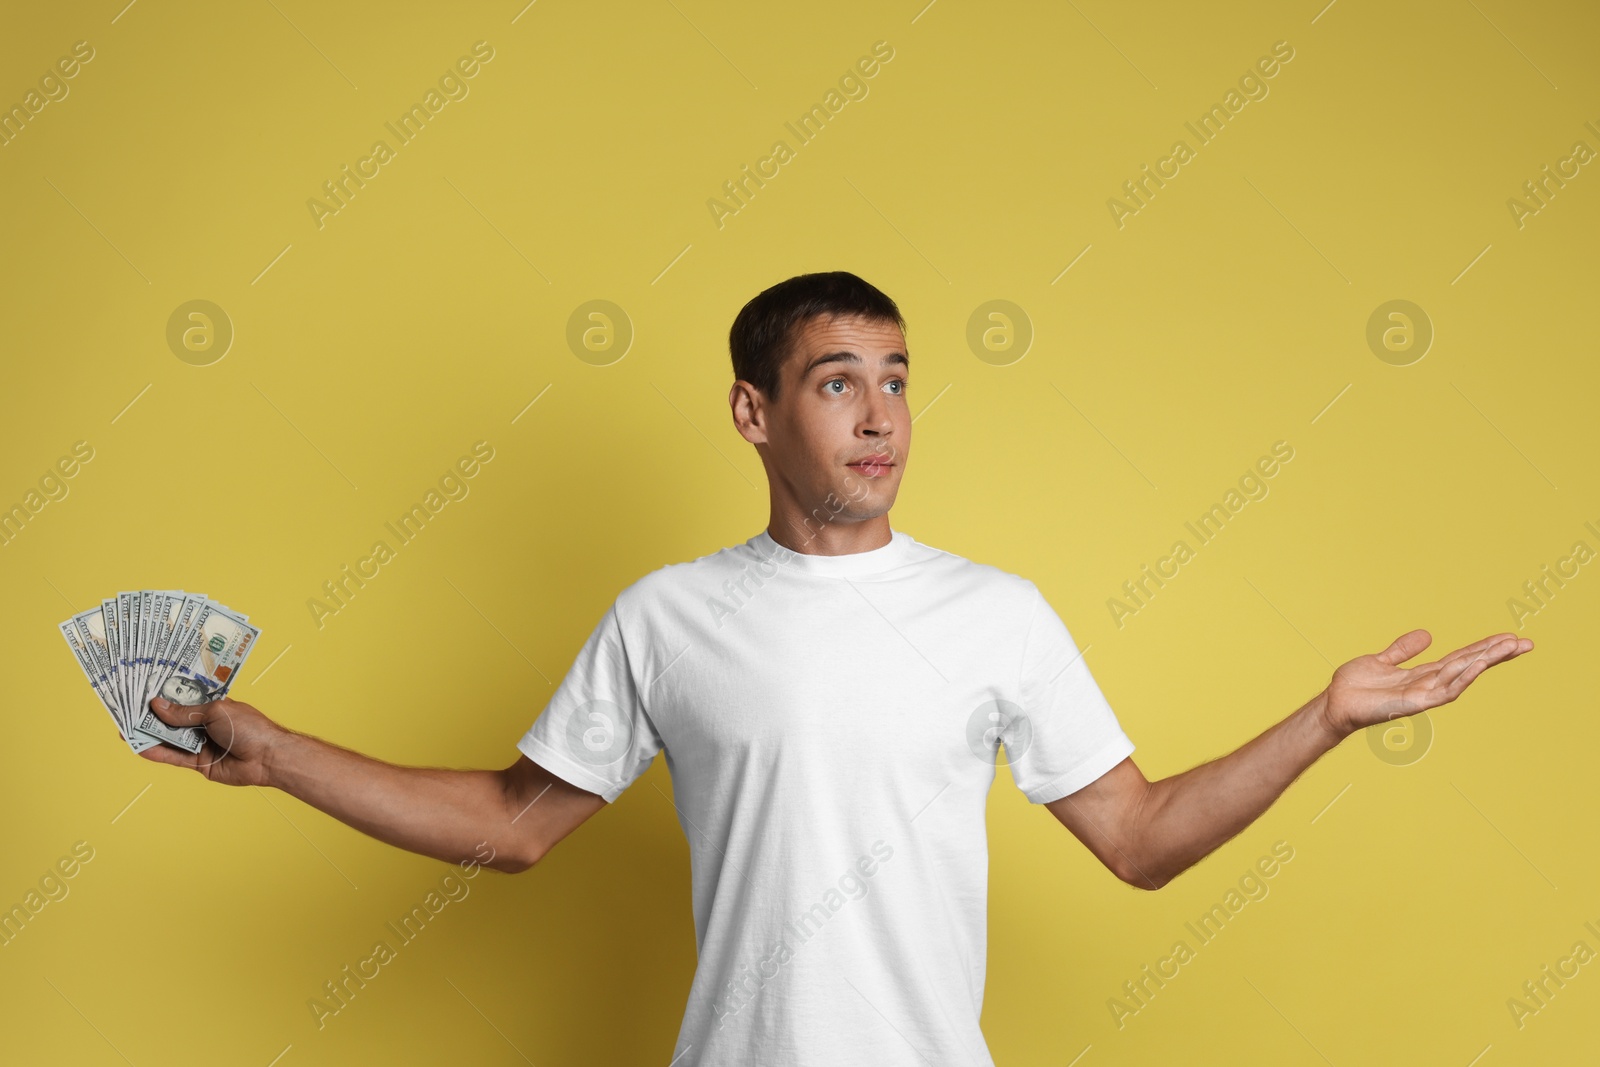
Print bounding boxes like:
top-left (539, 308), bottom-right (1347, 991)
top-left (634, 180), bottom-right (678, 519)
top-left (139, 696), bottom-right (284, 788)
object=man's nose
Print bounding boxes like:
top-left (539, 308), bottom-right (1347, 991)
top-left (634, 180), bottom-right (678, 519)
top-left (861, 394), bottom-right (893, 435)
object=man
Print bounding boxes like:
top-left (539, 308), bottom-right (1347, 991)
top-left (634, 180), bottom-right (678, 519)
top-left (141, 271), bottom-right (1533, 1064)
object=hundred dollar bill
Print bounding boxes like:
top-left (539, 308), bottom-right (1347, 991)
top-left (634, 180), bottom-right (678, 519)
top-left (60, 617), bottom-right (159, 754)
top-left (140, 590), bottom-right (184, 708)
top-left (100, 598), bottom-right (126, 731)
top-left (59, 619), bottom-right (117, 730)
top-left (71, 609), bottom-right (124, 735)
top-left (147, 592), bottom-right (210, 717)
top-left (129, 591), bottom-right (146, 716)
top-left (148, 592), bottom-right (200, 703)
top-left (135, 591), bottom-right (152, 718)
top-left (148, 591), bottom-right (191, 699)
top-left (135, 600), bottom-right (260, 753)
top-left (116, 592), bottom-right (137, 724)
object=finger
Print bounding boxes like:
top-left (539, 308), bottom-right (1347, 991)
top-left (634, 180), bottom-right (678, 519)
top-left (1413, 637), bottom-right (1504, 679)
top-left (1443, 652), bottom-right (1498, 697)
top-left (137, 740), bottom-right (203, 772)
top-left (1417, 634), bottom-right (1535, 682)
top-left (1375, 628), bottom-right (1432, 667)
top-left (1439, 637), bottom-right (1525, 693)
top-left (1437, 633), bottom-right (1520, 669)
top-left (1480, 635), bottom-right (1527, 664)
top-left (1481, 637), bottom-right (1535, 662)
top-left (193, 715), bottom-right (241, 771)
top-left (191, 738), bottom-right (235, 777)
top-left (1435, 649), bottom-right (1484, 689)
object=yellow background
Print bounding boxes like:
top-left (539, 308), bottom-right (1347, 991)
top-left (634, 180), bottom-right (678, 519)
top-left (2, 0), bottom-right (1596, 1063)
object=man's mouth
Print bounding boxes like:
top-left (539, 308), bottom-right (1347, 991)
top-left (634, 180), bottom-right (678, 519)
top-left (847, 455), bottom-right (895, 477)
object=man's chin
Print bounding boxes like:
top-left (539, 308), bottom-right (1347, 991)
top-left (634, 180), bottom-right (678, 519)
top-left (831, 495), bottom-right (898, 524)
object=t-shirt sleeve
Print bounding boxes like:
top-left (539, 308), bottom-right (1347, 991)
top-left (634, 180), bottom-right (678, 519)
top-left (515, 599), bottom-right (663, 804)
top-left (1004, 582), bottom-right (1136, 804)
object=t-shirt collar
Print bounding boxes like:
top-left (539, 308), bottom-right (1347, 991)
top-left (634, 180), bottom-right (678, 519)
top-left (749, 525), bottom-right (916, 578)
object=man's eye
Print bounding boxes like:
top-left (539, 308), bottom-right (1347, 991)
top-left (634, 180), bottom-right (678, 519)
top-left (824, 377), bottom-right (906, 394)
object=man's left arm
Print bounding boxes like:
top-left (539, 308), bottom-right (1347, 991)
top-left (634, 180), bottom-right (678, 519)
top-left (1045, 628), bottom-right (1533, 890)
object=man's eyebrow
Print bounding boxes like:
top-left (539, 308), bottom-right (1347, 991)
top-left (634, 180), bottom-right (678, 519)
top-left (800, 350), bottom-right (909, 379)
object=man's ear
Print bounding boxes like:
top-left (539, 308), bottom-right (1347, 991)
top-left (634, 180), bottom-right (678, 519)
top-left (730, 381), bottom-right (769, 445)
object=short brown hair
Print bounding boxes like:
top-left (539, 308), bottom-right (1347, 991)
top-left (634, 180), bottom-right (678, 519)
top-left (729, 271), bottom-right (905, 401)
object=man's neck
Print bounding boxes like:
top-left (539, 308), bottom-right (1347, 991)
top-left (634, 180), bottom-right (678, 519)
top-left (766, 515), bottom-right (893, 557)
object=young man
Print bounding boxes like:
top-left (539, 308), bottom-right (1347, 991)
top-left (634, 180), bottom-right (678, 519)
top-left (142, 271), bottom-right (1533, 1065)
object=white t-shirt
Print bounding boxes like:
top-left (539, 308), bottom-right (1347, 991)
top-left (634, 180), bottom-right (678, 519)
top-left (517, 526), bottom-right (1136, 1065)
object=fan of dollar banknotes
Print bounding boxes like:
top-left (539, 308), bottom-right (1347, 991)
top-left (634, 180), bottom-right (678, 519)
top-left (59, 591), bottom-right (260, 755)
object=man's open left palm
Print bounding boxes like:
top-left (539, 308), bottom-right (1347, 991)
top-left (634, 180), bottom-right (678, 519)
top-left (1324, 628), bottom-right (1534, 736)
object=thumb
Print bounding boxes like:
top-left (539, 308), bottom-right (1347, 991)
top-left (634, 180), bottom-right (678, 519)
top-left (147, 696), bottom-right (214, 728)
top-left (1374, 628), bottom-right (1432, 666)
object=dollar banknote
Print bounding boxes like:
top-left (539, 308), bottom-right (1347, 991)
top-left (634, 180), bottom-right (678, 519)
top-left (59, 590), bottom-right (260, 755)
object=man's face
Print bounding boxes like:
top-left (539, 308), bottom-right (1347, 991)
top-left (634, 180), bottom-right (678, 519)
top-left (162, 676), bottom-right (205, 705)
top-left (736, 313), bottom-right (911, 533)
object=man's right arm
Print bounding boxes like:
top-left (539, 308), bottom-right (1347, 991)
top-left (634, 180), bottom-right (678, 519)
top-left (140, 695), bottom-right (607, 873)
